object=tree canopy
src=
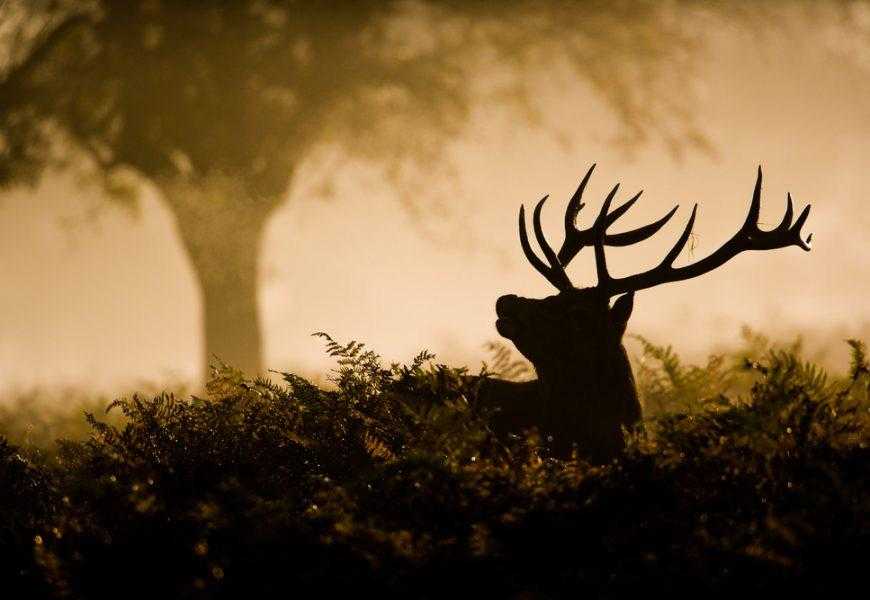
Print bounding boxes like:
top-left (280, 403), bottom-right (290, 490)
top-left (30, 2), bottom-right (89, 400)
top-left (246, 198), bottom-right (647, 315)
top-left (0, 0), bottom-right (718, 199)
top-left (0, 0), bottom-right (854, 379)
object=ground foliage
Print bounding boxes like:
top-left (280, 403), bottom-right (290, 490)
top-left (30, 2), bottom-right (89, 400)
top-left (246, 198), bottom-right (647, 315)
top-left (1, 333), bottom-right (869, 599)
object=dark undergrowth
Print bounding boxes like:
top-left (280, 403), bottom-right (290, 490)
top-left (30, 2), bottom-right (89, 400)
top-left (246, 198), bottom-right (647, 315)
top-left (2, 332), bottom-right (869, 599)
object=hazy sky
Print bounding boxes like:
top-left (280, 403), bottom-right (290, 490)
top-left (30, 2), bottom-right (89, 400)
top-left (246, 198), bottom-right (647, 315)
top-left (2, 16), bottom-right (869, 395)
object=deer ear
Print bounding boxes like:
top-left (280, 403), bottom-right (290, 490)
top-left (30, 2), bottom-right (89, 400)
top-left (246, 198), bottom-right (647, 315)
top-left (610, 292), bottom-right (634, 335)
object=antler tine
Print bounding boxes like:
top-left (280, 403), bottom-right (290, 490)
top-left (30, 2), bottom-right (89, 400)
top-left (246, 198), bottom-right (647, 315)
top-left (600, 184), bottom-right (620, 219)
top-left (596, 204), bottom-right (697, 293)
top-left (533, 196), bottom-right (573, 289)
top-left (605, 189), bottom-right (642, 227)
top-left (770, 193), bottom-right (812, 250)
top-left (593, 224), bottom-right (610, 288)
top-left (742, 167), bottom-right (811, 251)
top-left (590, 184), bottom-right (620, 288)
top-left (791, 204), bottom-right (812, 250)
top-left (605, 168), bottom-right (812, 296)
top-left (605, 204), bottom-right (679, 246)
top-left (740, 166), bottom-right (811, 249)
top-left (660, 204), bottom-right (698, 267)
top-left (774, 192), bottom-right (794, 233)
top-left (518, 199), bottom-right (572, 291)
top-left (564, 164), bottom-right (595, 234)
top-left (742, 165), bottom-right (763, 232)
top-left (740, 167), bottom-right (812, 250)
top-left (519, 205), bottom-right (556, 283)
top-left (557, 167), bottom-right (680, 266)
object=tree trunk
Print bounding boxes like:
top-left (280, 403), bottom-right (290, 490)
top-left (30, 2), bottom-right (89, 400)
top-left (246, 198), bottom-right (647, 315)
top-left (160, 176), bottom-right (276, 382)
top-left (195, 225), bottom-right (264, 377)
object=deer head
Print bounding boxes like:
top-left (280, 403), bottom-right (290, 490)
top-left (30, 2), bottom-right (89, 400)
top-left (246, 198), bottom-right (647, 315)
top-left (494, 165), bottom-right (812, 460)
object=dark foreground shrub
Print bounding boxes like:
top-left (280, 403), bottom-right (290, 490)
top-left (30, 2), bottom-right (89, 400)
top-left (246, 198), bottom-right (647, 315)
top-left (0, 437), bottom-right (57, 597)
top-left (3, 335), bottom-right (869, 599)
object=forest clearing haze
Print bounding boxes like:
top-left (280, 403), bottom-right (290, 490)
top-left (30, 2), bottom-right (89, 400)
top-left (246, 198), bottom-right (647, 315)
top-left (1, 1), bottom-right (869, 395)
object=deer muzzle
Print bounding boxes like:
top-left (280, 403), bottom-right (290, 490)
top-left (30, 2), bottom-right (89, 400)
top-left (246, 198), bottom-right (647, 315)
top-left (495, 294), bottom-right (521, 337)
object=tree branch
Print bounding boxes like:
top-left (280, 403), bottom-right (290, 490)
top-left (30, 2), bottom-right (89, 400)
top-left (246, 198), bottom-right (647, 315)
top-left (0, 11), bottom-right (93, 95)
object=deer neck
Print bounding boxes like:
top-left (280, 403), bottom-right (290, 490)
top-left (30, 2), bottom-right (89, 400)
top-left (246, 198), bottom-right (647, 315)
top-left (538, 342), bottom-right (632, 394)
top-left (532, 343), bottom-right (640, 448)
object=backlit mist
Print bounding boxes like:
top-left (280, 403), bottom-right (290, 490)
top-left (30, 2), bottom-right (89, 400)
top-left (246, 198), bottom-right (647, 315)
top-left (2, 3), bottom-right (869, 395)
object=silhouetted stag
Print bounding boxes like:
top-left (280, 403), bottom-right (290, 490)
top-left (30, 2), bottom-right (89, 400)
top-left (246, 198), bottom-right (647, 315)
top-left (482, 165), bottom-right (812, 462)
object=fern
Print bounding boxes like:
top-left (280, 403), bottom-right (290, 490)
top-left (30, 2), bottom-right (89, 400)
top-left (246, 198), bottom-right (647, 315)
top-left (631, 334), bottom-right (741, 417)
top-left (2, 333), bottom-right (869, 598)
top-left (846, 338), bottom-right (869, 382)
top-left (483, 340), bottom-right (534, 382)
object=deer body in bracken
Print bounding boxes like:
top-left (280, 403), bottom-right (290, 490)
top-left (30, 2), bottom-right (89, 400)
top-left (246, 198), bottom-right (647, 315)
top-left (481, 165), bottom-right (812, 463)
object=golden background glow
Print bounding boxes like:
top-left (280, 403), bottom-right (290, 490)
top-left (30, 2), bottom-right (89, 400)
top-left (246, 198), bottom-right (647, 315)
top-left (1, 8), bottom-right (869, 395)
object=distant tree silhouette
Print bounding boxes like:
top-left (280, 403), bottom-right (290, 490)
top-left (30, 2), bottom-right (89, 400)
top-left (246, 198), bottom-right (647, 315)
top-left (488, 166), bottom-right (811, 461)
top-left (0, 0), bottom-right (834, 379)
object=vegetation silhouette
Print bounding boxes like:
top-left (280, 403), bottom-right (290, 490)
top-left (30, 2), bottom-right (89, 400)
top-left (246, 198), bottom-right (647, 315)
top-left (485, 165), bottom-right (812, 461)
top-left (1, 333), bottom-right (868, 599)
top-left (0, 0), bottom-right (816, 379)
top-left (0, 3), bottom-right (864, 596)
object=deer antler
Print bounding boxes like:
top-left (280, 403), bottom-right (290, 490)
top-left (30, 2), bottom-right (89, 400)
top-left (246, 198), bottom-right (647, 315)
top-left (518, 196), bottom-right (573, 290)
top-left (518, 164), bottom-right (679, 291)
top-left (557, 164), bottom-right (679, 265)
top-left (597, 166), bottom-right (812, 295)
top-left (517, 166), bottom-right (811, 295)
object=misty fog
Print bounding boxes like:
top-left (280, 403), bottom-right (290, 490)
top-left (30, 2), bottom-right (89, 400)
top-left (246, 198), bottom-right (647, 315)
top-left (1, 3), bottom-right (869, 395)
